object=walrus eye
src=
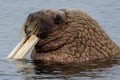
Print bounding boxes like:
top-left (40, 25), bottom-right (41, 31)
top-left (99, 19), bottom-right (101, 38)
top-left (54, 14), bottom-right (63, 25)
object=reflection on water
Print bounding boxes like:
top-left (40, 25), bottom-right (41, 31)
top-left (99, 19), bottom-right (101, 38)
top-left (14, 59), bottom-right (120, 80)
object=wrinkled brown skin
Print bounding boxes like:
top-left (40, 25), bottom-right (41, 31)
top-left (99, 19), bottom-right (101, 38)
top-left (24, 8), bottom-right (120, 63)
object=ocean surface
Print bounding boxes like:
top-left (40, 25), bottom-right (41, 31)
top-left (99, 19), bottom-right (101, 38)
top-left (0, 0), bottom-right (120, 80)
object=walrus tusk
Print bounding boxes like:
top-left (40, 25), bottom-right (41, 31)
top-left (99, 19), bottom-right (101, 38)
top-left (7, 34), bottom-right (39, 59)
top-left (7, 36), bottom-right (27, 59)
top-left (13, 34), bottom-right (39, 59)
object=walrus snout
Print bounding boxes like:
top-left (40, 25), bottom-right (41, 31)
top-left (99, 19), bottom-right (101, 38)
top-left (24, 10), bottom-right (66, 39)
top-left (24, 12), bottom-right (40, 35)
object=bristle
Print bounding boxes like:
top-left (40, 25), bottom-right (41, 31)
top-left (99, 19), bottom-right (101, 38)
top-left (19, 18), bottom-right (28, 34)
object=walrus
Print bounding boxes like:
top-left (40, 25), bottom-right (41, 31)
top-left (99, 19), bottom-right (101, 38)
top-left (23, 8), bottom-right (120, 63)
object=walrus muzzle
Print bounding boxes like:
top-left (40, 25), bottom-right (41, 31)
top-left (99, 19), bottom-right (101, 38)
top-left (25, 10), bottom-right (66, 39)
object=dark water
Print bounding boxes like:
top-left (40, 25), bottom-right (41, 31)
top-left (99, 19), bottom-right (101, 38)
top-left (0, 0), bottom-right (120, 80)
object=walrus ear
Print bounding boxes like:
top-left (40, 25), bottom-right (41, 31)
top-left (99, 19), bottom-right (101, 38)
top-left (54, 14), bottom-right (63, 25)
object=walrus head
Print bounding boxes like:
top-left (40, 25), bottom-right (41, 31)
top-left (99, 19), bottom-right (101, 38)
top-left (23, 9), bottom-right (78, 54)
top-left (24, 9), bottom-right (66, 39)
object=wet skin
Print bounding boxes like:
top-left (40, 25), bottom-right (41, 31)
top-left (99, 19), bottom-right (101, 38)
top-left (24, 8), bottom-right (120, 63)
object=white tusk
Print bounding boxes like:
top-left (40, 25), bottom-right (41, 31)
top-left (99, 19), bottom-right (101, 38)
top-left (7, 34), bottom-right (39, 59)
top-left (7, 36), bottom-right (27, 59)
top-left (13, 34), bottom-right (39, 59)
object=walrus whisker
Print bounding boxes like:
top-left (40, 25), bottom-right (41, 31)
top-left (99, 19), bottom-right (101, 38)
top-left (19, 17), bottom-right (28, 35)
top-left (23, 25), bottom-right (39, 43)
